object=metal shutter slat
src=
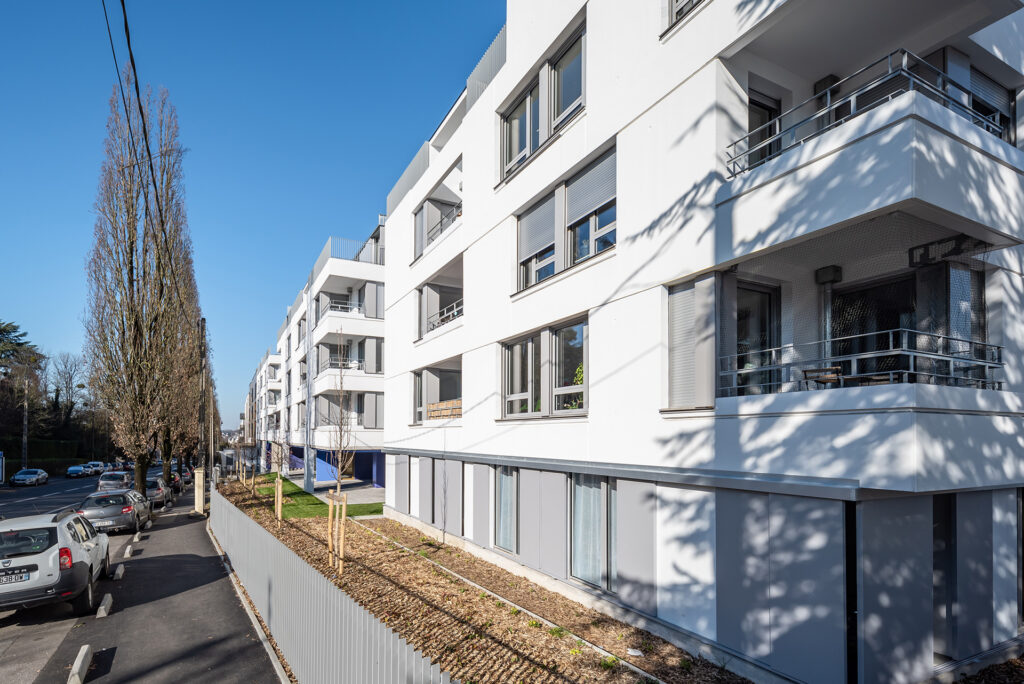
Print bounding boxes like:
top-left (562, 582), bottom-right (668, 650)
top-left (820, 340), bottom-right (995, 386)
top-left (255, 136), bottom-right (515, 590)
top-left (517, 193), bottom-right (556, 261)
top-left (566, 148), bottom-right (616, 225)
top-left (668, 283), bottom-right (696, 408)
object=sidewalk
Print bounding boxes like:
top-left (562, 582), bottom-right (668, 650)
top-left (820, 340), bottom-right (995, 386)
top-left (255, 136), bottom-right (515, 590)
top-left (284, 475), bottom-right (385, 506)
top-left (35, 489), bottom-right (279, 683)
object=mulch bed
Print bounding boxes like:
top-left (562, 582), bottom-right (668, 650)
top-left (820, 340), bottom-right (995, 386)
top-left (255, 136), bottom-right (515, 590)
top-left (220, 480), bottom-right (746, 683)
top-left (959, 658), bottom-right (1024, 683)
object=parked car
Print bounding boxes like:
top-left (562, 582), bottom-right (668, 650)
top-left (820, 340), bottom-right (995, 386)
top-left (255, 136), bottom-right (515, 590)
top-left (0, 510), bottom-right (109, 615)
top-left (145, 478), bottom-right (171, 508)
top-left (11, 469), bottom-right (48, 486)
top-left (65, 465), bottom-right (87, 478)
top-left (97, 471), bottom-right (133, 492)
top-left (181, 468), bottom-right (193, 486)
top-left (85, 461), bottom-right (106, 475)
top-left (76, 490), bottom-right (151, 534)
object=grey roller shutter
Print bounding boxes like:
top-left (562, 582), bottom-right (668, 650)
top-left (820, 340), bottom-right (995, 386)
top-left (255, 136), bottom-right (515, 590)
top-left (668, 283), bottom-right (696, 408)
top-left (376, 282), bottom-right (385, 318)
top-left (517, 193), bottom-right (556, 261)
top-left (566, 149), bottom-right (616, 225)
top-left (971, 67), bottom-right (1011, 116)
top-left (376, 393), bottom-right (385, 428)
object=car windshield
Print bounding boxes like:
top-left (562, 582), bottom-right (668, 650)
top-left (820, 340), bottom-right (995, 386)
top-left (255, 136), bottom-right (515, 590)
top-left (14, 470), bottom-right (35, 476)
top-left (100, 473), bottom-right (125, 481)
top-left (0, 527), bottom-right (57, 559)
top-left (145, 480), bottom-right (159, 489)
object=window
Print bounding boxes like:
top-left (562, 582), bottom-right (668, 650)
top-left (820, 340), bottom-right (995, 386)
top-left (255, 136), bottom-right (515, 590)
top-left (571, 474), bottom-right (617, 590)
top-left (570, 201), bottom-right (616, 264)
top-left (495, 465), bottom-right (518, 552)
top-left (553, 36), bottom-right (583, 126)
top-left (501, 29), bottom-right (585, 178)
top-left (553, 321), bottom-right (586, 411)
top-left (748, 89), bottom-right (781, 167)
top-left (503, 319), bottom-right (588, 418)
top-left (505, 334), bottom-right (541, 415)
top-left (413, 371), bottom-right (423, 424)
top-left (517, 148), bottom-right (616, 290)
top-left (671, 0), bottom-right (708, 24)
top-left (504, 85), bottom-right (540, 175)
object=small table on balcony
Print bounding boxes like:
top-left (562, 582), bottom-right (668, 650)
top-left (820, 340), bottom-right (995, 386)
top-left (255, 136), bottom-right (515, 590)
top-left (802, 367), bottom-right (842, 390)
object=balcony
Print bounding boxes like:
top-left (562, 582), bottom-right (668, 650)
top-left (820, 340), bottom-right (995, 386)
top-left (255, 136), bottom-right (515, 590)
top-left (718, 328), bottom-right (1002, 398)
top-left (414, 161), bottom-right (463, 260)
top-left (425, 298), bottom-right (464, 333)
top-left (726, 49), bottom-right (1007, 178)
top-left (426, 399), bottom-right (462, 420)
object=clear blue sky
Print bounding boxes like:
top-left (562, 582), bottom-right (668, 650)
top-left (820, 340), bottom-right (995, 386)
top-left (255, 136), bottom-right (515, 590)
top-left (0, 1), bottom-right (505, 429)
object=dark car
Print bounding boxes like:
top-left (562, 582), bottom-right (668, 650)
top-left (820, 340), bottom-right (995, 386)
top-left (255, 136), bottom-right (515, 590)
top-left (77, 490), bottom-right (151, 534)
top-left (167, 471), bottom-right (182, 494)
top-left (181, 468), bottom-right (193, 486)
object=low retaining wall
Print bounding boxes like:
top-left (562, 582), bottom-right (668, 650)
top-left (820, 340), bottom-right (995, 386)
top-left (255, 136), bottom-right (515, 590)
top-left (210, 489), bottom-right (457, 684)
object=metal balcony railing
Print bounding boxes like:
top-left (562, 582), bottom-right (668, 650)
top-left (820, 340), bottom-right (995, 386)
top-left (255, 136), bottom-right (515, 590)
top-left (426, 203), bottom-right (463, 244)
top-left (426, 399), bottom-right (462, 420)
top-left (319, 356), bottom-right (364, 373)
top-left (726, 49), bottom-right (1007, 177)
top-left (425, 298), bottom-right (464, 333)
top-left (717, 328), bottom-right (1003, 397)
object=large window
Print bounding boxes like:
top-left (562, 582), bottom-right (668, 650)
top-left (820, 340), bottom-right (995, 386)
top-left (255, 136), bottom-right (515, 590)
top-left (571, 474), bottom-right (617, 590)
top-left (503, 319), bottom-right (588, 417)
top-left (495, 465), bottom-right (518, 552)
top-left (517, 148), bottom-right (616, 290)
top-left (502, 29), bottom-right (585, 178)
top-left (553, 36), bottom-right (583, 126)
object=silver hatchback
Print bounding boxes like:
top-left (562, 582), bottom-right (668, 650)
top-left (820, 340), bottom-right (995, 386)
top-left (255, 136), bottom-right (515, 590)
top-left (77, 490), bottom-right (151, 534)
top-left (97, 471), bottom-right (132, 492)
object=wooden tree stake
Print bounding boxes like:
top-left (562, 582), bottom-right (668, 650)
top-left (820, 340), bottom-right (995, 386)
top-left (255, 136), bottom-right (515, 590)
top-left (326, 496), bottom-right (335, 562)
top-left (337, 493), bottom-right (347, 575)
top-left (276, 476), bottom-right (282, 526)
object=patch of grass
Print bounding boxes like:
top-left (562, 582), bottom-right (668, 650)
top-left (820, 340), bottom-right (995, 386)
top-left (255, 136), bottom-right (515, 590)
top-left (256, 476), bottom-right (329, 519)
top-left (548, 626), bottom-right (567, 638)
top-left (509, 607), bottom-right (520, 616)
top-left (346, 502), bottom-right (383, 517)
top-left (600, 656), bottom-right (618, 671)
top-left (528, 619), bottom-right (542, 628)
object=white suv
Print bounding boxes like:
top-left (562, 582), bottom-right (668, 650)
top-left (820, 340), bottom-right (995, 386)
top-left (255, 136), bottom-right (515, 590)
top-left (0, 511), bottom-right (110, 615)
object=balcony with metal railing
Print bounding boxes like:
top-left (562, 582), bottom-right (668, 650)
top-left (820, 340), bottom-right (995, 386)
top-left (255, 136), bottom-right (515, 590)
top-left (726, 49), bottom-right (1009, 178)
top-left (425, 298), bottom-right (464, 333)
top-left (717, 328), bottom-right (1003, 398)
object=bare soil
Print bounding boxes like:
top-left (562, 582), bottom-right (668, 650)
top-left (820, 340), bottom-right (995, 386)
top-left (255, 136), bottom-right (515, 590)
top-left (221, 480), bottom-right (746, 684)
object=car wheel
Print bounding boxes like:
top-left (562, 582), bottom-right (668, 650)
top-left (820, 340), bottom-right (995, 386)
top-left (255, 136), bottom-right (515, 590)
top-left (72, 572), bottom-right (97, 616)
top-left (134, 516), bottom-right (141, 535)
top-left (102, 552), bottom-right (110, 579)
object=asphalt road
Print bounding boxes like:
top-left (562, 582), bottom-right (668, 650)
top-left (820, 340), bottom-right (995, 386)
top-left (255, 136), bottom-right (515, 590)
top-left (0, 474), bottom-right (277, 683)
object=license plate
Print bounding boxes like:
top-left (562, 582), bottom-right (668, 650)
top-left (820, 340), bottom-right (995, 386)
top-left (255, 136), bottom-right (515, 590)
top-left (93, 520), bottom-right (111, 527)
top-left (0, 573), bottom-right (28, 584)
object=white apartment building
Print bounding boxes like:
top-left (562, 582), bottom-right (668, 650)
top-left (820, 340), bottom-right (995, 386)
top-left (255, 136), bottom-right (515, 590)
top-left (246, 228), bottom-right (387, 487)
top-left (381, 1), bottom-right (1024, 682)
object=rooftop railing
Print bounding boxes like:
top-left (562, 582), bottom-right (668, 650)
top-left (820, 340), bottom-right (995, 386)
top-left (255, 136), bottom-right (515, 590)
top-left (717, 328), bottom-right (1003, 397)
top-left (726, 49), bottom-right (1006, 177)
top-left (425, 298), bottom-right (464, 333)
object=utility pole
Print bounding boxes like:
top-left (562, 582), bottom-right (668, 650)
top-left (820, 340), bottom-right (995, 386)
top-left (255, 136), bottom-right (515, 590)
top-left (22, 377), bottom-right (28, 470)
top-left (199, 317), bottom-right (206, 468)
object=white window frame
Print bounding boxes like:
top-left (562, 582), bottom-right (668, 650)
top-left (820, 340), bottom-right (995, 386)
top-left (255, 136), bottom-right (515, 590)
top-left (519, 244), bottom-right (556, 289)
top-left (551, 32), bottom-right (585, 130)
top-left (569, 199), bottom-right (617, 265)
top-left (552, 320), bottom-right (588, 413)
top-left (569, 474), bottom-right (617, 591)
top-left (494, 465), bottom-right (519, 553)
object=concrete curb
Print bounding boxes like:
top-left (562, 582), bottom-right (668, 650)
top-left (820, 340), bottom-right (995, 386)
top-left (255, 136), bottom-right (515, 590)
top-left (113, 564), bottom-right (124, 581)
top-left (205, 522), bottom-right (290, 684)
top-left (66, 644), bottom-right (92, 684)
top-left (96, 593), bottom-right (113, 619)
top-left (122, 544), bottom-right (132, 559)
top-left (132, 531), bottom-right (142, 543)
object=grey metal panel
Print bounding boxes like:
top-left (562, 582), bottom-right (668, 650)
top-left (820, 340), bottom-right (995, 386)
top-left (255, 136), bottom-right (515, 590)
top-left (716, 489), bottom-right (771, 659)
top-left (419, 457), bottom-right (433, 523)
top-left (615, 479), bottom-right (657, 615)
top-left (518, 468), bottom-right (542, 568)
top-left (437, 459), bottom-right (463, 536)
top-left (538, 471), bottom-right (567, 579)
top-left (857, 495), bottom-right (933, 684)
top-left (518, 193), bottom-right (556, 261)
top-left (395, 454), bottom-right (409, 515)
top-left (693, 274), bottom-right (718, 407)
top-left (472, 464), bottom-right (490, 547)
top-left (765, 494), bottom-right (846, 683)
top-left (956, 490), bottom-right (995, 659)
top-left (466, 25), bottom-right (506, 109)
top-left (566, 148), bottom-right (616, 224)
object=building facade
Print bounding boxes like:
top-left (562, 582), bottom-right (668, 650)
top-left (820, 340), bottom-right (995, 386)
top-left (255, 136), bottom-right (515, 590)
top-left (381, 1), bottom-right (1024, 682)
top-left (245, 227), bottom-right (387, 487)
